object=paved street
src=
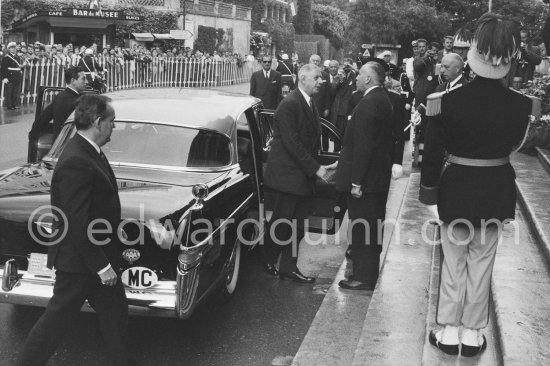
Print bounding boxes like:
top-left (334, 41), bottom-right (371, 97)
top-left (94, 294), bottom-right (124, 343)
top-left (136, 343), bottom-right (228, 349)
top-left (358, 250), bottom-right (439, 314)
top-left (0, 84), bottom-right (347, 366)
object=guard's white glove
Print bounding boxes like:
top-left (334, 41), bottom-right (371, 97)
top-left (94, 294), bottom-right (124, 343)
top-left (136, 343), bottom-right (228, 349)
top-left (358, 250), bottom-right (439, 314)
top-left (392, 164), bottom-right (403, 179)
top-left (2, 78), bottom-right (8, 84)
top-left (405, 103), bottom-right (411, 111)
top-left (411, 110), bottom-right (422, 126)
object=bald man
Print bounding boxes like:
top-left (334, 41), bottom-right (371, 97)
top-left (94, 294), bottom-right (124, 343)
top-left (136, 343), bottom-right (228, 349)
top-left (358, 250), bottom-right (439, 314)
top-left (436, 53), bottom-right (468, 92)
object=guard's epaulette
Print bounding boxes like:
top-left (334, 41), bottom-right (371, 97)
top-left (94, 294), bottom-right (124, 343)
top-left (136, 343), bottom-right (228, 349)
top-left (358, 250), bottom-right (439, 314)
top-left (425, 83), bottom-right (463, 117)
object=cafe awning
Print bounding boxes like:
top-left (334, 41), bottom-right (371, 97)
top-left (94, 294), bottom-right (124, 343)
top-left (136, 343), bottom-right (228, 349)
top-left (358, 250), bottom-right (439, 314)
top-left (132, 33), bottom-right (177, 41)
top-left (132, 32), bottom-right (154, 42)
top-left (12, 9), bottom-right (143, 30)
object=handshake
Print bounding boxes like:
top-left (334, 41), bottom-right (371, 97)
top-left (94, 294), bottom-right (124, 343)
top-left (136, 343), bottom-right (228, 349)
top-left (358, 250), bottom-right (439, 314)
top-left (316, 161), bottom-right (338, 183)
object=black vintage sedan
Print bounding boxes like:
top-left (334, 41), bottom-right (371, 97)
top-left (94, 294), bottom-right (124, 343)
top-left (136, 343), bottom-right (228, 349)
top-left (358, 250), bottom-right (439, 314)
top-left (0, 87), bottom-right (345, 319)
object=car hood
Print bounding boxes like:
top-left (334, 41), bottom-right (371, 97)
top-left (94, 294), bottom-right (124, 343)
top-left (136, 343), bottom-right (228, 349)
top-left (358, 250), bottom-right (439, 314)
top-left (0, 162), bottom-right (231, 224)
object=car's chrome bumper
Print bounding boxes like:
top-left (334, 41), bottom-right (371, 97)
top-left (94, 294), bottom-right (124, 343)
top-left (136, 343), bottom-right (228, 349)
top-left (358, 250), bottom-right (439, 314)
top-left (0, 265), bottom-right (184, 318)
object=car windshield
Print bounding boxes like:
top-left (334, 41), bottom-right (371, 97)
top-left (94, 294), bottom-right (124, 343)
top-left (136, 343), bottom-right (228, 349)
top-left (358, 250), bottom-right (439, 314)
top-left (45, 121), bottom-right (232, 168)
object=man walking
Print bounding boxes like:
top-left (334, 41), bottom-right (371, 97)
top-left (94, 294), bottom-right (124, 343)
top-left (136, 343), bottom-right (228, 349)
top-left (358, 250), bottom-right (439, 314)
top-left (262, 64), bottom-right (335, 283)
top-left (250, 55), bottom-right (282, 109)
top-left (436, 53), bottom-right (467, 92)
top-left (18, 95), bottom-right (134, 366)
top-left (29, 66), bottom-right (88, 142)
top-left (335, 62), bottom-right (395, 290)
top-left (2, 42), bottom-right (23, 110)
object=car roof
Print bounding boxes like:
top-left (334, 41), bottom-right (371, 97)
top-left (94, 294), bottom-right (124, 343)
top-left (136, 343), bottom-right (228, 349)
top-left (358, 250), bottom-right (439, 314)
top-left (105, 88), bottom-right (261, 136)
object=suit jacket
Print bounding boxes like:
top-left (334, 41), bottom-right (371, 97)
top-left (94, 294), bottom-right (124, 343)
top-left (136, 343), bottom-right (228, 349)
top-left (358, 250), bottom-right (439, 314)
top-left (250, 69), bottom-right (282, 109)
top-left (48, 133), bottom-right (121, 274)
top-left (386, 89), bottom-right (405, 165)
top-left (335, 86), bottom-right (394, 193)
top-left (516, 44), bottom-right (542, 82)
top-left (264, 89), bottom-right (321, 196)
top-left (29, 87), bottom-right (80, 139)
top-left (329, 74), bottom-right (355, 123)
top-left (312, 70), bottom-right (331, 115)
top-left (419, 77), bottom-right (531, 225)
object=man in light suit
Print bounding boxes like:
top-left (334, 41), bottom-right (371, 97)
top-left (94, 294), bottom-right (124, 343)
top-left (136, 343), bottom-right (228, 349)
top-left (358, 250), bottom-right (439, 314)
top-left (250, 55), bottom-right (282, 109)
top-left (262, 64), bottom-right (336, 283)
top-left (18, 95), bottom-right (134, 366)
top-left (335, 62), bottom-right (395, 291)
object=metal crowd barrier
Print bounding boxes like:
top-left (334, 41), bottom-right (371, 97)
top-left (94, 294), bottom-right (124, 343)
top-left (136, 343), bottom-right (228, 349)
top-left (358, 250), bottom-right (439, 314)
top-left (1, 56), bottom-right (261, 106)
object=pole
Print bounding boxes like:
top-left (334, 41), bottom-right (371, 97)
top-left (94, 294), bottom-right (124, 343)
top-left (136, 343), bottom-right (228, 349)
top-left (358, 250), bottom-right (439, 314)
top-left (488, 0), bottom-right (492, 12)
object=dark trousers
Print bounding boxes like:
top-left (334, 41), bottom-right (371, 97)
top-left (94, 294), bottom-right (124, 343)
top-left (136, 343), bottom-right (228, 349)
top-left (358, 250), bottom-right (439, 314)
top-left (263, 190), bottom-right (311, 273)
top-left (347, 192), bottom-right (388, 284)
top-left (333, 115), bottom-right (347, 151)
top-left (5, 74), bottom-right (22, 108)
top-left (18, 271), bottom-right (133, 366)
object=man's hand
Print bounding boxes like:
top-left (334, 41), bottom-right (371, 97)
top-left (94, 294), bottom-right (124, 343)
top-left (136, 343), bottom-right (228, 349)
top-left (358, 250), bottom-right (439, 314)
top-left (325, 161), bottom-right (338, 170)
top-left (392, 164), bottom-right (403, 179)
top-left (323, 109), bottom-right (329, 118)
top-left (99, 267), bottom-right (117, 286)
top-left (351, 185), bottom-right (362, 199)
top-left (316, 165), bottom-right (328, 181)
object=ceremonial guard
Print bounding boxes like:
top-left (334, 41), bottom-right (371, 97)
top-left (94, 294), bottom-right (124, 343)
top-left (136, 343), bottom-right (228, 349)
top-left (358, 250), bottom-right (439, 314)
top-left (78, 48), bottom-right (104, 87)
top-left (420, 14), bottom-right (533, 357)
top-left (1, 42), bottom-right (23, 110)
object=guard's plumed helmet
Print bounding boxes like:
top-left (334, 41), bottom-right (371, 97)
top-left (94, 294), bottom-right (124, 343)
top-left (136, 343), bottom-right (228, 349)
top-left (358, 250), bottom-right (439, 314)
top-left (467, 13), bottom-right (519, 79)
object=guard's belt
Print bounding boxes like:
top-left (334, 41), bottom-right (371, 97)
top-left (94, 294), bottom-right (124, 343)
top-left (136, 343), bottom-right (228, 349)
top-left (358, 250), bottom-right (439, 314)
top-left (447, 154), bottom-right (509, 167)
top-left (7, 67), bottom-right (21, 71)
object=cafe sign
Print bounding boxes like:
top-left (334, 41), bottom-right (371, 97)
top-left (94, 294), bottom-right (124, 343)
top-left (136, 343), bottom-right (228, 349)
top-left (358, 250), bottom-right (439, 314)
top-left (13, 8), bottom-right (144, 27)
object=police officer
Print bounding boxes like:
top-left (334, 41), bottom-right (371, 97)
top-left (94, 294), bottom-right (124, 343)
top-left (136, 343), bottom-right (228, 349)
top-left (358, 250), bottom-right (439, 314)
top-left (421, 14), bottom-right (532, 357)
top-left (1, 42), bottom-right (23, 110)
top-left (78, 48), bottom-right (104, 89)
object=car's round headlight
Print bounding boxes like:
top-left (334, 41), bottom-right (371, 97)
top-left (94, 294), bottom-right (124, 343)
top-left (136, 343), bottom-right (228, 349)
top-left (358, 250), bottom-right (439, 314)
top-left (192, 183), bottom-right (209, 200)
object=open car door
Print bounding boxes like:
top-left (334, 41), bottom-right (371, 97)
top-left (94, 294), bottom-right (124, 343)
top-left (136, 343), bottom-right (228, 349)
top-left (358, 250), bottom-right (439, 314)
top-left (258, 110), bottom-right (347, 235)
top-left (28, 87), bottom-right (98, 163)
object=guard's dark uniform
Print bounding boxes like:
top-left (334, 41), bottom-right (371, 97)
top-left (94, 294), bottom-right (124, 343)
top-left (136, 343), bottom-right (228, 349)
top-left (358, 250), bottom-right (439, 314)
top-left (1, 52), bottom-right (23, 109)
top-left (78, 55), bottom-right (103, 86)
top-left (419, 76), bottom-right (531, 328)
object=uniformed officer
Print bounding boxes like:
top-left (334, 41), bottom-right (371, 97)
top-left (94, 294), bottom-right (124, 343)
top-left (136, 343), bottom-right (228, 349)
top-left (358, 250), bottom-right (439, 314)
top-left (1, 42), bottom-right (23, 110)
top-left (78, 48), bottom-right (104, 88)
top-left (420, 14), bottom-right (532, 357)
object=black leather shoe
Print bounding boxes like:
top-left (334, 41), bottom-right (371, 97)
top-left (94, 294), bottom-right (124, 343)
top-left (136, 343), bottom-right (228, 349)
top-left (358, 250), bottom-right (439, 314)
top-left (262, 263), bottom-right (279, 277)
top-left (461, 335), bottom-right (487, 357)
top-left (338, 279), bottom-right (375, 291)
top-left (429, 330), bottom-right (459, 355)
top-left (279, 271), bottom-right (315, 283)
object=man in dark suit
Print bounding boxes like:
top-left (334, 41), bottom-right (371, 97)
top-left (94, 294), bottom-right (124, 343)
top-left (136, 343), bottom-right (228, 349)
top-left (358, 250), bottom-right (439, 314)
top-left (1, 42), bottom-right (23, 110)
top-left (516, 29), bottom-right (542, 82)
top-left (18, 95), bottom-right (134, 366)
top-left (436, 53), bottom-right (467, 93)
top-left (250, 55), bottom-right (282, 109)
top-left (421, 14), bottom-right (531, 357)
top-left (309, 54), bottom-right (332, 150)
top-left (335, 62), bottom-right (395, 291)
top-left (329, 63), bottom-right (356, 151)
top-left (29, 66), bottom-right (88, 142)
top-left (262, 64), bottom-right (336, 283)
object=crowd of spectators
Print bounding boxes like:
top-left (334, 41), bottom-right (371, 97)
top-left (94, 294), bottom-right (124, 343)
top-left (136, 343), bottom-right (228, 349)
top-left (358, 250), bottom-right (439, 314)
top-left (0, 41), bottom-right (248, 68)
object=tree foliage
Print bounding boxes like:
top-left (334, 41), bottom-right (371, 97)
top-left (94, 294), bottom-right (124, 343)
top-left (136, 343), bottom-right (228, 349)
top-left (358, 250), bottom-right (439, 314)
top-left (312, 4), bottom-right (349, 49)
top-left (264, 19), bottom-right (295, 53)
top-left (295, 0), bottom-right (313, 34)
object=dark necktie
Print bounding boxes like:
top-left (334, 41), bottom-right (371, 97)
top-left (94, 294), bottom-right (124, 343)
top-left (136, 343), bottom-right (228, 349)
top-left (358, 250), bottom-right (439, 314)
top-left (309, 99), bottom-right (316, 116)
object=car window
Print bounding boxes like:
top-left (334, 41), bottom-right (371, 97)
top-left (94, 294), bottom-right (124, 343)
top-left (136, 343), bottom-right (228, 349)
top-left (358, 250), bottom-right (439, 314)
top-left (46, 122), bottom-right (232, 168)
